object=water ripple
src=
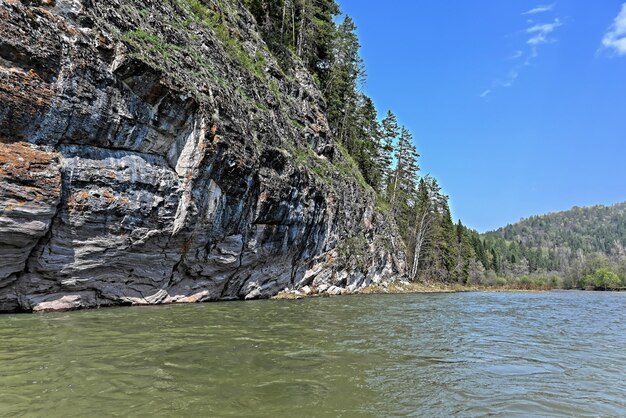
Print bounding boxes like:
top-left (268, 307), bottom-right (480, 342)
top-left (0, 291), bottom-right (625, 417)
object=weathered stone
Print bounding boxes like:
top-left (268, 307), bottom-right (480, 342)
top-left (326, 286), bottom-right (344, 296)
top-left (0, 143), bottom-right (61, 279)
top-left (0, 0), bottom-right (406, 312)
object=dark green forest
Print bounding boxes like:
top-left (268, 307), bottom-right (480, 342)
top-left (242, 0), bottom-right (625, 290)
top-left (481, 202), bottom-right (626, 289)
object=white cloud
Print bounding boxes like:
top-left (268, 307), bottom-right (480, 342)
top-left (524, 46), bottom-right (539, 65)
top-left (602, 3), bottom-right (626, 55)
top-left (523, 4), bottom-right (555, 15)
top-left (526, 18), bottom-right (562, 45)
top-left (527, 19), bottom-right (562, 34)
top-left (502, 71), bottom-right (519, 87)
top-left (480, 8), bottom-right (562, 98)
top-left (528, 34), bottom-right (547, 45)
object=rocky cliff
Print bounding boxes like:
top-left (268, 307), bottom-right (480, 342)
top-left (0, 0), bottom-right (406, 312)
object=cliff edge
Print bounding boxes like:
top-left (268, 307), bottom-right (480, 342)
top-left (0, 0), bottom-right (405, 312)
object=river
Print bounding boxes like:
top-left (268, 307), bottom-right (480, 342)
top-left (1, 291), bottom-right (625, 417)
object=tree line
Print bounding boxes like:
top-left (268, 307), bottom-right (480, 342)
top-left (242, 1), bottom-right (458, 281)
top-left (480, 203), bottom-right (626, 289)
top-left (243, 0), bottom-right (625, 289)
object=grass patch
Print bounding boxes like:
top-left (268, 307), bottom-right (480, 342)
top-left (290, 118), bottom-right (305, 130)
top-left (337, 234), bottom-right (370, 270)
top-left (178, 0), bottom-right (269, 82)
top-left (121, 29), bottom-right (176, 58)
top-left (375, 194), bottom-right (390, 213)
top-left (334, 143), bottom-right (369, 190)
top-left (293, 143), bottom-right (376, 192)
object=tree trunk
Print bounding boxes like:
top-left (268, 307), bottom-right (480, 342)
top-left (410, 200), bottom-right (431, 280)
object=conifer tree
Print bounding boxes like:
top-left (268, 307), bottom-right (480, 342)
top-left (325, 15), bottom-right (364, 143)
top-left (378, 111), bottom-right (398, 193)
top-left (347, 94), bottom-right (383, 189)
top-left (243, 0), bottom-right (339, 83)
top-left (390, 127), bottom-right (419, 209)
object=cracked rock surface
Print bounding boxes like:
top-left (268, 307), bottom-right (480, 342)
top-left (0, 0), bottom-right (406, 312)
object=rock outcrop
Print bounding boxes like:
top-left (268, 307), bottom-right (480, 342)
top-left (0, 0), bottom-right (406, 312)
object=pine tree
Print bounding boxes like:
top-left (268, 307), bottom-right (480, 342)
top-left (325, 15), bottom-right (364, 143)
top-left (390, 127), bottom-right (419, 210)
top-left (440, 205), bottom-right (458, 280)
top-left (347, 94), bottom-right (383, 189)
top-left (491, 248), bottom-right (500, 273)
top-left (243, 0), bottom-right (340, 83)
top-left (378, 111), bottom-right (398, 194)
top-left (455, 220), bottom-right (475, 283)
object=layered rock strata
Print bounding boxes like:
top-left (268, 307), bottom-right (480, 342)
top-left (0, 0), bottom-right (405, 312)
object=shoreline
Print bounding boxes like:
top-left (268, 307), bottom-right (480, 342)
top-left (272, 281), bottom-right (552, 300)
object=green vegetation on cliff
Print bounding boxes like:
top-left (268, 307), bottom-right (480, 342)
top-left (242, 0), bottom-right (460, 284)
top-left (213, 1), bottom-right (626, 290)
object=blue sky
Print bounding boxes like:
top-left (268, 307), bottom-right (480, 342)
top-left (337, 1), bottom-right (626, 232)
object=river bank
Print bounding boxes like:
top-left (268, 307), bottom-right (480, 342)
top-left (272, 281), bottom-right (550, 300)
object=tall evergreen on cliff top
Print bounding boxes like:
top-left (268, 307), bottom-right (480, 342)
top-left (243, 0), bottom-right (462, 283)
top-left (242, 0), bottom-right (339, 83)
top-left (379, 111), bottom-right (399, 195)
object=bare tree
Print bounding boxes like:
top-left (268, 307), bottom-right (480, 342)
top-left (410, 190), bottom-right (432, 281)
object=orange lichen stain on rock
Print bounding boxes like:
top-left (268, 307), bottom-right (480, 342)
top-left (67, 188), bottom-right (131, 213)
top-left (0, 68), bottom-right (54, 112)
top-left (181, 239), bottom-right (192, 254)
top-left (66, 190), bottom-right (90, 212)
top-left (0, 142), bottom-right (62, 210)
top-left (102, 189), bottom-right (116, 204)
top-left (0, 142), bottom-right (59, 177)
top-left (95, 33), bottom-right (112, 49)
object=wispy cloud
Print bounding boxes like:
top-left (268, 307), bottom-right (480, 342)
top-left (481, 8), bottom-right (563, 98)
top-left (527, 18), bottom-right (562, 45)
top-left (602, 3), bottom-right (626, 56)
top-left (523, 4), bottom-right (555, 15)
top-left (502, 70), bottom-right (519, 87)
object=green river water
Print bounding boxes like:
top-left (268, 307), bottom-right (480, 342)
top-left (1, 291), bottom-right (625, 417)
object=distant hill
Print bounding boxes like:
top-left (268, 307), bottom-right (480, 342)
top-left (487, 201), bottom-right (626, 254)
top-left (479, 201), bottom-right (626, 288)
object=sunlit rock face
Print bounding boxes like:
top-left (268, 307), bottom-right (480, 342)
top-left (0, 0), bottom-right (405, 312)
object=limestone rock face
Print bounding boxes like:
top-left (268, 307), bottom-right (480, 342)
top-left (0, 0), bottom-right (406, 312)
top-left (0, 143), bottom-right (61, 286)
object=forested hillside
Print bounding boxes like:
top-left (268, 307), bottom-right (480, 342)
top-left (489, 202), bottom-right (626, 253)
top-left (480, 202), bottom-right (626, 289)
